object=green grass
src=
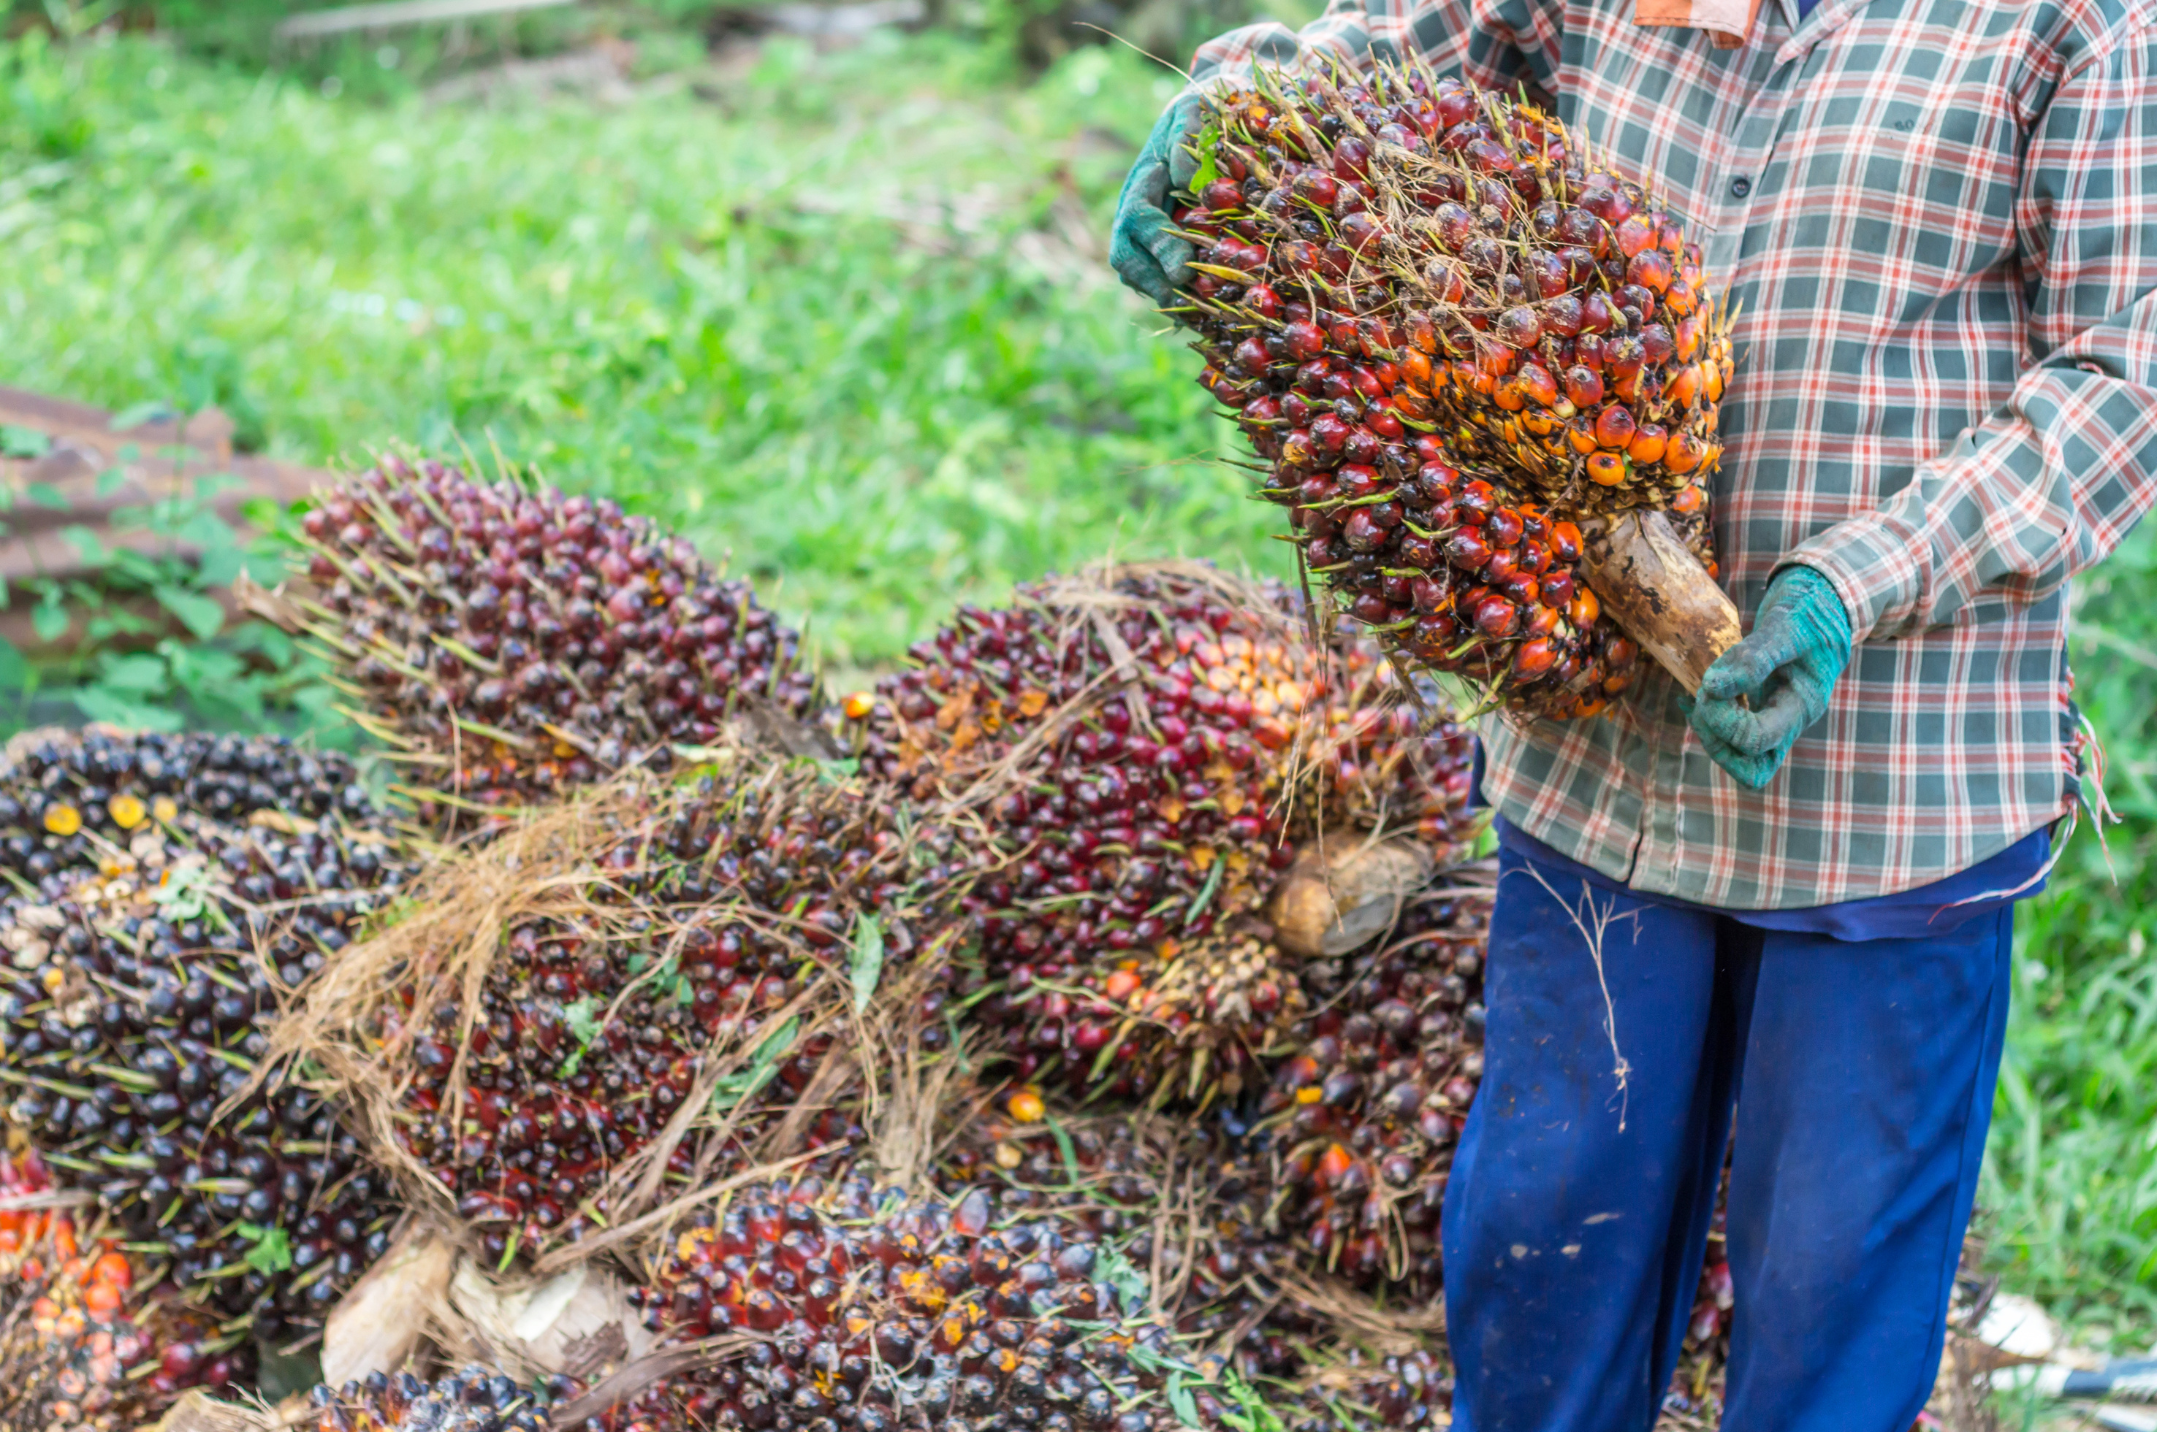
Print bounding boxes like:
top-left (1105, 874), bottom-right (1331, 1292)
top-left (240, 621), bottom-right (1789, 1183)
top-left (2, 19), bottom-right (2155, 1355)
top-left (0, 26), bottom-right (1272, 682)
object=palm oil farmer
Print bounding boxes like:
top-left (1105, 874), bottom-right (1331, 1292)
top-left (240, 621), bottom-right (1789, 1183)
top-left (1112, 0), bottom-right (2157, 1426)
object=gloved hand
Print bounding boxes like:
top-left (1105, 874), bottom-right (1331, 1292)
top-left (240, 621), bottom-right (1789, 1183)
top-left (1684, 566), bottom-right (1854, 790)
top-left (1109, 91), bottom-right (1206, 309)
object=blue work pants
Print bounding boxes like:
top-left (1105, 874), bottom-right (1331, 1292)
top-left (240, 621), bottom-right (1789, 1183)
top-left (1441, 846), bottom-right (2014, 1431)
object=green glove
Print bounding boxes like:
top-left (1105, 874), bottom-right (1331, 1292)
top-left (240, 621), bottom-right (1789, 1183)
top-left (1684, 566), bottom-right (1853, 790)
top-left (1109, 91), bottom-right (1206, 309)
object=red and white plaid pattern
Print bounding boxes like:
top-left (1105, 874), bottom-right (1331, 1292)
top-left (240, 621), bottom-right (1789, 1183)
top-left (1190, 0), bottom-right (2157, 908)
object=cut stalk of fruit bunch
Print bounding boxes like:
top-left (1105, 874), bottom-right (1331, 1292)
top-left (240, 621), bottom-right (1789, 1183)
top-left (271, 754), bottom-right (953, 1272)
top-left (1176, 60), bottom-right (1735, 716)
top-left (278, 455), bottom-right (819, 826)
top-left (0, 731), bottom-right (406, 1354)
top-left (0, 1147), bottom-right (235, 1430)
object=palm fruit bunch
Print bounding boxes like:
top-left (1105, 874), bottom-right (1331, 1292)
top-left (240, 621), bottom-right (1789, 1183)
top-left (0, 731), bottom-right (405, 1346)
top-left (0, 1148), bottom-right (234, 1430)
top-left (1251, 887), bottom-right (1489, 1292)
top-left (1177, 61), bottom-right (1732, 716)
top-left (624, 1172), bottom-right (1284, 1432)
top-left (936, 1110), bottom-right (1455, 1429)
top-left (309, 1366), bottom-right (568, 1432)
top-left (288, 455), bottom-right (818, 821)
top-left (366, 758), bottom-right (942, 1269)
top-left (834, 563), bottom-right (1479, 1102)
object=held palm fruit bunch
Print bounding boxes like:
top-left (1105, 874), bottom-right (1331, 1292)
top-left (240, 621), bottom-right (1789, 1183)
top-left (286, 455), bottom-right (818, 823)
top-left (0, 1147), bottom-right (235, 1429)
top-left (1252, 885), bottom-right (1489, 1293)
top-left (0, 731), bottom-right (405, 1350)
top-left (627, 1174), bottom-right (1275, 1432)
top-left (325, 757), bottom-right (938, 1270)
top-left (1178, 60), bottom-right (1731, 716)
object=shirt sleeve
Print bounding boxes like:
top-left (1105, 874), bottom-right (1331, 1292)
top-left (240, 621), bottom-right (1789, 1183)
top-left (1188, 0), bottom-right (1565, 100)
top-left (1786, 27), bottom-right (2157, 642)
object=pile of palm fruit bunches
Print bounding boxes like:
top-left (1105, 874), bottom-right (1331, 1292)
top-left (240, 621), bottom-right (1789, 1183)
top-left (1177, 57), bottom-right (1733, 718)
top-left (0, 65), bottom-right (1747, 1426)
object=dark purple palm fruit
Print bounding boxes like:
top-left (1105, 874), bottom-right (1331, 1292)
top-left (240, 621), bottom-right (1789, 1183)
top-left (1254, 887), bottom-right (1489, 1294)
top-left (380, 761), bottom-right (941, 1270)
top-left (630, 1174), bottom-right (1235, 1432)
top-left (291, 455), bottom-right (818, 824)
top-left (1296, 632), bottom-right (1481, 855)
top-left (307, 1364), bottom-right (571, 1432)
top-left (1175, 60), bottom-right (1732, 719)
top-left (0, 730), bottom-right (408, 1356)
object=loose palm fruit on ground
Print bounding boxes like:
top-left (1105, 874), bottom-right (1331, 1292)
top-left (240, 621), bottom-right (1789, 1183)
top-left (309, 1366), bottom-right (569, 1432)
top-left (0, 1148), bottom-right (234, 1429)
top-left (628, 1174), bottom-right (1237, 1432)
top-left (1278, 1348), bottom-right (1452, 1431)
top-left (290, 455), bottom-right (817, 822)
top-left (1177, 61), bottom-right (1730, 716)
top-left (374, 761), bottom-right (936, 1268)
top-left (1253, 889), bottom-right (1489, 1293)
top-left (0, 731), bottom-right (405, 1346)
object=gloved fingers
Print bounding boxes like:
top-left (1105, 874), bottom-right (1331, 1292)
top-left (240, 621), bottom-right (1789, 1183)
top-left (1695, 617), bottom-right (1798, 705)
top-left (1691, 718), bottom-right (1787, 791)
top-left (1117, 148), bottom-right (1172, 215)
top-left (1737, 680), bottom-right (1814, 751)
top-left (1108, 230), bottom-right (1180, 308)
top-left (1143, 225), bottom-right (1195, 290)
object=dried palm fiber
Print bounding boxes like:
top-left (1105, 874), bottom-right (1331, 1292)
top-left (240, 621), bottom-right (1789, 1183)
top-left (0, 729), bottom-right (407, 1352)
top-left (270, 453), bottom-right (820, 830)
top-left (1177, 59), bottom-right (1732, 717)
top-left (254, 745), bottom-right (962, 1275)
top-left (0, 1144), bottom-right (234, 1430)
top-left (832, 560), bottom-right (1479, 1107)
top-left (934, 1106), bottom-right (1454, 1429)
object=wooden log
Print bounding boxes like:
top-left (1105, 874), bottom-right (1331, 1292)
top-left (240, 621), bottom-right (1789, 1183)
top-left (1577, 508), bottom-right (1742, 694)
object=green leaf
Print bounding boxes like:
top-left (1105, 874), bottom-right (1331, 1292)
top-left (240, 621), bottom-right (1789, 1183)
top-left (1093, 1243), bottom-right (1153, 1311)
top-left (0, 426), bottom-right (50, 459)
top-left (1218, 1373), bottom-right (1286, 1432)
top-left (110, 400), bottom-right (172, 432)
top-left (0, 638), bottom-right (26, 691)
top-left (556, 996), bottom-right (604, 1078)
top-left (61, 525), bottom-right (109, 566)
top-left (711, 1014), bottom-right (801, 1112)
top-left (24, 482), bottom-right (69, 510)
top-left (1166, 1373), bottom-right (1201, 1430)
top-left (1187, 118), bottom-right (1221, 195)
top-left (849, 914), bottom-right (885, 1014)
top-left (238, 1223), bottom-right (293, 1276)
top-left (95, 466), bottom-right (127, 498)
top-left (153, 583), bottom-right (224, 640)
top-left (31, 598), bottom-right (69, 643)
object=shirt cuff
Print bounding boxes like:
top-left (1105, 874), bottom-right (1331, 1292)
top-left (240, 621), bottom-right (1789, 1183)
top-left (1779, 512), bottom-right (1926, 642)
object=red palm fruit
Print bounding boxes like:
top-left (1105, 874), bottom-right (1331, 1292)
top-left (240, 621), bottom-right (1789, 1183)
top-left (1472, 595), bottom-right (1519, 637)
top-left (1586, 451), bottom-right (1629, 486)
top-left (1594, 404), bottom-right (1639, 448)
top-left (1629, 423), bottom-right (1670, 464)
top-left (1565, 365), bottom-right (1605, 407)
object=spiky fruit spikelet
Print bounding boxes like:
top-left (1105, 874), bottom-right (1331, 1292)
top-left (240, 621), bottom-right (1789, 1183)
top-left (1255, 886), bottom-right (1488, 1293)
top-left (0, 1148), bottom-right (233, 1430)
top-left (627, 1174), bottom-right (1261, 1432)
top-left (1302, 636), bottom-right (1480, 852)
top-left (309, 1366), bottom-right (568, 1432)
top-left (0, 731), bottom-right (405, 1347)
top-left (290, 456), bottom-right (817, 822)
top-left (1178, 62), bottom-right (1731, 716)
top-left (319, 758), bottom-right (943, 1271)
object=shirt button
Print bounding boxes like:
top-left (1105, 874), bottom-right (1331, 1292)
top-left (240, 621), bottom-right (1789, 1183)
top-left (1729, 175), bottom-right (1753, 199)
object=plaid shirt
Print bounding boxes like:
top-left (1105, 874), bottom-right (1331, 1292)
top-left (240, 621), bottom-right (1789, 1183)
top-left (1190, 0), bottom-right (2157, 908)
